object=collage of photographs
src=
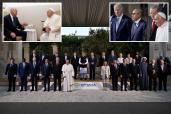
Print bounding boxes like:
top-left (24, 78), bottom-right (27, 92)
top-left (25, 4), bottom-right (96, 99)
top-left (0, 0), bottom-right (171, 105)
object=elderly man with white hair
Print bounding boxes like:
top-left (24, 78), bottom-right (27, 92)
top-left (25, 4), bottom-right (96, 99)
top-left (155, 12), bottom-right (169, 42)
top-left (40, 8), bottom-right (61, 41)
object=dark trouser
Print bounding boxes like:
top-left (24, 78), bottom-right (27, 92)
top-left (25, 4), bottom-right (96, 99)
top-left (130, 74), bottom-right (138, 90)
top-left (31, 75), bottom-right (38, 91)
top-left (121, 76), bottom-right (128, 91)
top-left (8, 76), bottom-right (16, 91)
top-left (7, 30), bottom-right (27, 41)
top-left (20, 76), bottom-right (27, 91)
top-left (73, 66), bottom-right (77, 79)
top-left (54, 75), bottom-right (61, 91)
top-left (90, 65), bottom-right (95, 80)
top-left (44, 76), bottom-right (50, 91)
top-left (112, 74), bottom-right (118, 90)
top-left (159, 75), bottom-right (167, 91)
top-left (149, 76), bottom-right (157, 91)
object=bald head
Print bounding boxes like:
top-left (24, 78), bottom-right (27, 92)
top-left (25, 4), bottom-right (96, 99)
top-left (113, 3), bottom-right (123, 17)
top-left (10, 8), bottom-right (18, 17)
top-left (154, 13), bottom-right (166, 27)
top-left (47, 8), bottom-right (55, 18)
top-left (132, 9), bottom-right (142, 21)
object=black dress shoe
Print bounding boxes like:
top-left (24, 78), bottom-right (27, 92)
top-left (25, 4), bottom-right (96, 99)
top-left (44, 89), bottom-right (46, 91)
top-left (7, 90), bottom-right (11, 92)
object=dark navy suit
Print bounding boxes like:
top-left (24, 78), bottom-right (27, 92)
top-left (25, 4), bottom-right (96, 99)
top-left (110, 15), bottom-right (132, 41)
top-left (130, 19), bottom-right (146, 41)
top-left (18, 62), bottom-right (29, 91)
top-left (5, 63), bottom-right (18, 91)
top-left (42, 63), bottom-right (52, 91)
top-left (30, 62), bottom-right (40, 91)
top-left (88, 56), bottom-right (97, 80)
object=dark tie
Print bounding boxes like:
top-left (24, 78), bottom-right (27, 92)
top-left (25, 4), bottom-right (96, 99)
top-left (12, 17), bottom-right (16, 27)
top-left (131, 23), bottom-right (137, 40)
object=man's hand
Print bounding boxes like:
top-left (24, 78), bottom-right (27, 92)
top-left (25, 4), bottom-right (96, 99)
top-left (10, 32), bottom-right (16, 38)
top-left (45, 27), bottom-right (51, 32)
top-left (22, 22), bottom-right (28, 27)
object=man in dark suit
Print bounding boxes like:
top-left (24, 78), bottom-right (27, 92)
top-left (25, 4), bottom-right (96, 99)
top-left (99, 52), bottom-right (108, 67)
top-left (120, 59), bottom-right (129, 91)
top-left (129, 59), bottom-right (140, 91)
top-left (158, 59), bottom-right (168, 91)
top-left (42, 58), bottom-right (52, 91)
top-left (71, 52), bottom-right (79, 79)
top-left (18, 58), bottom-right (29, 91)
top-left (130, 9), bottom-right (146, 41)
top-left (29, 57), bottom-right (40, 91)
top-left (52, 57), bottom-right (62, 91)
top-left (145, 5), bottom-right (158, 41)
top-left (4, 8), bottom-right (27, 41)
top-left (148, 59), bottom-right (158, 91)
top-left (110, 4), bottom-right (132, 41)
top-left (62, 52), bottom-right (70, 65)
top-left (89, 52), bottom-right (97, 80)
top-left (110, 60), bottom-right (119, 91)
top-left (5, 58), bottom-right (18, 92)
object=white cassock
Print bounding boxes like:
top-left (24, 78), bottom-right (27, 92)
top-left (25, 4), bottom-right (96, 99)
top-left (62, 64), bottom-right (74, 92)
top-left (155, 21), bottom-right (169, 42)
top-left (40, 14), bottom-right (61, 42)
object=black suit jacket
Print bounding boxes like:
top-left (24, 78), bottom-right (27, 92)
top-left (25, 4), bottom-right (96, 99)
top-left (52, 63), bottom-right (62, 76)
top-left (5, 63), bottom-right (18, 77)
top-left (158, 64), bottom-right (168, 77)
top-left (89, 56), bottom-right (97, 67)
top-left (71, 56), bottom-right (79, 67)
top-left (129, 63), bottom-right (140, 76)
top-left (110, 15), bottom-right (132, 41)
top-left (4, 14), bottom-right (24, 37)
top-left (110, 64), bottom-right (119, 77)
top-left (29, 63), bottom-right (40, 76)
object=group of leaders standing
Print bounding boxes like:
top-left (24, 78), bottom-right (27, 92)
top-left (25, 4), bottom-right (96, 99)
top-left (110, 3), bottom-right (168, 41)
top-left (5, 50), bottom-right (170, 92)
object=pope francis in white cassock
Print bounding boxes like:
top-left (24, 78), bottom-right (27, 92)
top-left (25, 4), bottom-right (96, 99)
top-left (62, 60), bottom-right (74, 92)
top-left (155, 12), bottom-right (169, 42)
top-left (40, 8), bottom-right (61, 42)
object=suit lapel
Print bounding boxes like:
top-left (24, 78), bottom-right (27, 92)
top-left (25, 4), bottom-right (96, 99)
top-left (116, 16), bottom-right (124, 34)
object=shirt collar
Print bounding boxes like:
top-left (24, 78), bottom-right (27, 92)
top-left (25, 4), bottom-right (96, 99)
top-left (134, 18), bottom-right (141, 25)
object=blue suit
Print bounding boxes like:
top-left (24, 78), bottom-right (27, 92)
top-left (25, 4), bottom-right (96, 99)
top-left (130, 19), bottom-right (146, 41)
top-left (18, 62), bottom-right (29, 91)
top-left (30, 62), bottom-right (40, 91)
top-left (110, 15), bottom-right (132, 41)
top-left (42, 63), bottom-right (52, 91)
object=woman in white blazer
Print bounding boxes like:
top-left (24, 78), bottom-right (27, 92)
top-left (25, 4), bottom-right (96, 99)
top-left (101, 61), bottom-right (110, 90)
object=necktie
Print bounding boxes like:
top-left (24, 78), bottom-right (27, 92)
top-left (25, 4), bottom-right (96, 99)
top-left (115, 17), bottom-right (120, 32)
top-left (12, 16), bottom-right (16, 27)
top-left (152, 20), bottom-right (156, 32)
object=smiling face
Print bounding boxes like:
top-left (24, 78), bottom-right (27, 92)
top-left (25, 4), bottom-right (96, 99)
top-left (113, 4), bottom-right (123, 17)
top-left (150, 8), bottom-right (158, 20)
top-left (47, 10), bottom-right (54, 18)
top-left (154, 14), bottom-right (165, 27)
top-left (132, 9), bottom-right (141, 21)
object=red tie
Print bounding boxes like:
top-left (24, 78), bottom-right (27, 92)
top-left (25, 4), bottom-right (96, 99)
top-left (152, 20), bottom-right (156, 32)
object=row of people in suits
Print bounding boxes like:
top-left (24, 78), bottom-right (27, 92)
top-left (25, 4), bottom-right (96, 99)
top-left (110, 4), bottom-right (168, 41)
top-left (101, 57), bottom-right (169, 91)
top-left (5, 57), bottom-right (62, 92)
top-left (5, 56), bottom-right (169, 92)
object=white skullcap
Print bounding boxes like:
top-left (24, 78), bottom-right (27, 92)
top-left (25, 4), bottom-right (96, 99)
top-left (48, 8), bottom-right (55, 12)
top-left (157, 12), bottom-right (166, 19)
